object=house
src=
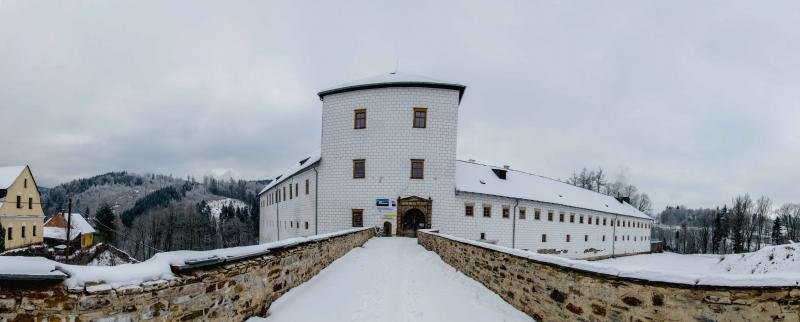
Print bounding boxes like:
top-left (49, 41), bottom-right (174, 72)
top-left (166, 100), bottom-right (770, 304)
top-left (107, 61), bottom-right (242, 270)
top-left (43, 212), bottom-right (96, 249)
top-left (258, 72), bottom-right (653, 259)
top-left (0, 165), bottom-right (46, 251)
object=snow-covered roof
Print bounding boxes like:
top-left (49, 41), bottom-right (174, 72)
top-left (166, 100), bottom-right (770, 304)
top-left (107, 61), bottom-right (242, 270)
top-left (0, 165), bottom-right (25, 189)
top-left (44, 213), bottom-right (96, 240)
top-left (258, 150), bottom-right (321, 196)
top-left (317, 72), bottom-right (466, 101)
top-left (455, 160), bottom-right (652, 220)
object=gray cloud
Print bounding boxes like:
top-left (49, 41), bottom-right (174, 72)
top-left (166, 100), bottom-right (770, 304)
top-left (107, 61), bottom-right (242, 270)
top-left (1, 0), bottom-right (798, 211)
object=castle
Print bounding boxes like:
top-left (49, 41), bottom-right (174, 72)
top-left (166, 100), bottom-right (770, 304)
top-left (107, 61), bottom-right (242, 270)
top-left (258, 72), bottom-right (652, 259)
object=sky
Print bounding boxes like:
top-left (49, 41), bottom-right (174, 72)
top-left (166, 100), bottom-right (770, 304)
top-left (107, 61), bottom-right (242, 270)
top-left (1, 0), bottom-right (798, 212)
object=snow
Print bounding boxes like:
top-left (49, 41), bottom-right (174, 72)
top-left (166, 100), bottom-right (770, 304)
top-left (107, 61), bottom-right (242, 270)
top-left (425, 230), bottom-right (800, 287)
top-left (455, 160), bottom-right (651, 220)
top-left (87, 249), bottom-right (136, 266)
top-left (0, 228), bottom-right (369, 287)
top-left (207, 198), bottom-right (249, 219)
top-left (317, 72), bottom-right (466, 99)
top-left (0, 165), bottom-right (25, 188)
top-left (248, 238), bottom-right (532, 322)
top-left (258, 150), bottom-right (321, 196)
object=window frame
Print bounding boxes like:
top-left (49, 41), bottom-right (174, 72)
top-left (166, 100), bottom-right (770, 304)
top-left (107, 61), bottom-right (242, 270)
top-left (502, 206), bottom-right (510, 219)
top-left (465, 204), bottom-right (474, 217)
top-left (410, 159), bottom-right (425, 179)
top-left (483, 204), bottom-right (492, 218)
top-left (353, 159), bottom-right (366, 179)
top-left (518, 208), bottom-right (526, 220)
top-left (413, 108), bottom-right (427, 128)
top-left (354, 109), bottom-right (367, 129)
top-left (351, 209), bottom-right (364, 227)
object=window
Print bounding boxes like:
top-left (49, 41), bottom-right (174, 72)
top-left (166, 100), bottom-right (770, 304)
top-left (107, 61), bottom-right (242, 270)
top-left (413, 108), bottom-right (427, 128)
top-left (519, 208), bottom-right (526, 220)
top-left (615, 236), bottom-right (618, 241)
top-left (28, 197), bottom-right (32, 209)
top-left (24, 179), bottom-right (28, 188)
top-left (587, 216), bottom-right (592, 225)
top-left (595, 217), bottom-right (600, 225)
top-left (603, 218), bottom-right (607, 226)
top-left (410, 159), bottom-right (424, 179)
top-left (353, 159), bottom-right (366, 179)
top-left (33, 225), bottom-right (37, 237)
top-left (290, 221), bottom-right (293, 228)
top-left (289, 184), bottom-right (293, 200)
top-left (21, 226), bottom-right (26, 238)
top-left (541, 234), bottom-right (547, 242)
top-left (465, 204), bottom-right (474, 217)
top-left (352, 209), bottom-right (364, 227)
top-left (483, 205), bottom-right (491, 217)
top-left (579, 215), bottom-right (584, 224)
top-left (566, 234), bottom-right (571, 242)
top-left (584, 235), bottom-right (588, 242)
top-left (602, 235), bottom-right (606, 241)
top-left (16, 196), bottom-right (21, 209)
top-left (295, 183), bottom-right (299, 197)
top-left (502, 206), bottom-right (510, 218)
top-left (559, 212), bottom-right (565, 222)
top-left (569, 213), bottom-right (575, 223)
top-left (283, 187), bottom-right (286, 200)
top-left (534, 209), bottom-right (541, 220)
top-left (547, 210), bottom-right (553, 221)
top-left (480, 233), bottom-right (486, 240)
top-left (7, 227), bottom-right (12, 240)
top-left (305, 222), bottom-right (309, 229)
top-left (305, 179), bottom-right (310, 195)
top-left (354, 109), bottom-right (366, 129)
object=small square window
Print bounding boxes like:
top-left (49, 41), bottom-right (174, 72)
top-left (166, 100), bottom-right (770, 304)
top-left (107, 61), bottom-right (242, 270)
top-left (559, 212), bottom-right (565, 222)
top-left (480, 232), bottom-right (486, 240)
top-left (547, 210), bottom-right (553, 221)
top-left (353, 159), bottom-right (366, 179)
top-left (502, 206), bottom-right (510, 218)
top-left (483, 205), bottom-right (491, 217)
top-left (569, 213), bottom-right (575, 223)
top-left (541, 234), bottom-right (547, 242)
top-left (410, 159), bottom-right (424, 179)
top-left (534, 209), bottom-right (541, 220)
top-left (413, 108), bottom-right (427, 128)
top-left (465, 204), bottom-right (474, 217)
top-left (354, 109), bottom-right (366, 129)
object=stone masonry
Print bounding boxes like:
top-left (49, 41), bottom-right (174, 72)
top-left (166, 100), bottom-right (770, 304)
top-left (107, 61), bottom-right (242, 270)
top-left (0, 228), bottom-right (373, 321)
top-left (418, 230), bottom-right (800, 322)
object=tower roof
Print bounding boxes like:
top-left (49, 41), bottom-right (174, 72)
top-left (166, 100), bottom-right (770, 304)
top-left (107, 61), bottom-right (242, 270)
top-left (317, 72), bottom-right (466, 101)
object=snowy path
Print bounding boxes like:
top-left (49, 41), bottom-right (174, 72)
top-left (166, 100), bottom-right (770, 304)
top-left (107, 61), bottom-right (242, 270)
top-left (250, 238), bottom-right (533, 322)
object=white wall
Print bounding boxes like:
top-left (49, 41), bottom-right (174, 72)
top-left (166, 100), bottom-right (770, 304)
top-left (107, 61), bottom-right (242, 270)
top-left (447, 191), bottom-right (652, 259)
top-left (316, 87), bottom-right (462, 235)
top-left (259, 166), bottom-right (318, 243)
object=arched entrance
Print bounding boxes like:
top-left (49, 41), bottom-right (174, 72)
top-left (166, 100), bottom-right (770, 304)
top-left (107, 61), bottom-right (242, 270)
top-left (396, 196), bottom-right (432, 238)
top-left (383, 221), bottom-right (392, 237)
top-left (401, 208), bottom-right (426, 237)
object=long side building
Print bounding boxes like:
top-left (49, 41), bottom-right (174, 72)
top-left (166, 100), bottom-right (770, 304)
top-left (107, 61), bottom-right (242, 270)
top-left (258, 72), bottom-right (652, 259)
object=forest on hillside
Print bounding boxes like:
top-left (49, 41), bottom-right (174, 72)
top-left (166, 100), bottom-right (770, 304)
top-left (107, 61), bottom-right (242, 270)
top-left (39, 172), bottom-right (268, 260)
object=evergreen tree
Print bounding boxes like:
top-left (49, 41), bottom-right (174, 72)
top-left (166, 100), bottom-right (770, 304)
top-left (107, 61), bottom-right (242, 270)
top-left (95, 203), bottom-right (117, 244)
top-left (772, 216), bottom-right (784, 245)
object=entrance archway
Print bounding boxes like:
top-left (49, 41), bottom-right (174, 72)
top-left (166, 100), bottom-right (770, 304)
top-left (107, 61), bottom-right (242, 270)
top-left (383, 221), bottom-right (392, 237)
top-left (401, 208), bottom-right (426, 237)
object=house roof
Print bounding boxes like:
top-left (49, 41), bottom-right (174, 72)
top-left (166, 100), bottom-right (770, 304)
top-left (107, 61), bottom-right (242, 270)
top-left (455, 160), bottom-right (652, 220)
top-left (317, 72), bottom-right (466, 101)
top-left (0, 166), bottom-right (25, 189)
top-left (258, 150), bottom-right (321, 196)
top-left (43, 213), bottom-right (96, 241)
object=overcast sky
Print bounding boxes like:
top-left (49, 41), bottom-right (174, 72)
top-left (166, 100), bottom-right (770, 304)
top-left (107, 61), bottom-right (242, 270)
top-left (1, 1), bottom-right (798, 211)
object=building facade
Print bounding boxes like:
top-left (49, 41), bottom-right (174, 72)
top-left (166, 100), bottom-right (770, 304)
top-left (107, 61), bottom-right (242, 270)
top-left (259, 72), bottom-right (652, 259)
top-left (0, 166), bottom-right (45, 250)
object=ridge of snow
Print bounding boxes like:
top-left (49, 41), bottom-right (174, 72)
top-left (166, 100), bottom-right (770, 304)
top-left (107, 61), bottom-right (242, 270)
top-left (0, 228), bottom-right (370, 289)
top-left (422, 230), bottom-right (800, 287)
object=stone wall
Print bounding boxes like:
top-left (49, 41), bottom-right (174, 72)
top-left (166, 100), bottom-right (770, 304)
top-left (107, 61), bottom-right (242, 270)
top-left (0, 228), bottom-right (373, 321)
top-left (418, 230), bottom-right (800, 322)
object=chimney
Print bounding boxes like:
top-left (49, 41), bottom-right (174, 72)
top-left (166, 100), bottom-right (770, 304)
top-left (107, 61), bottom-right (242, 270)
top-left (503, 165), bottom-right (510, 169)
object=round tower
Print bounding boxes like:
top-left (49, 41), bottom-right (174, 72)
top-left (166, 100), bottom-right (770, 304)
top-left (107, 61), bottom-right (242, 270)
top-left (316, 72), bottom-right (466, 236)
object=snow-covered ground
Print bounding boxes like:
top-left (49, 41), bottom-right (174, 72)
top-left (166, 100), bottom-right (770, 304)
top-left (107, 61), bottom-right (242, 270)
top-left (599, 243), bottom-right (800, 275)
top-left (207, 198), bottom-right (248, 219)
top-left (248, 238), bottom-right (533, 322)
